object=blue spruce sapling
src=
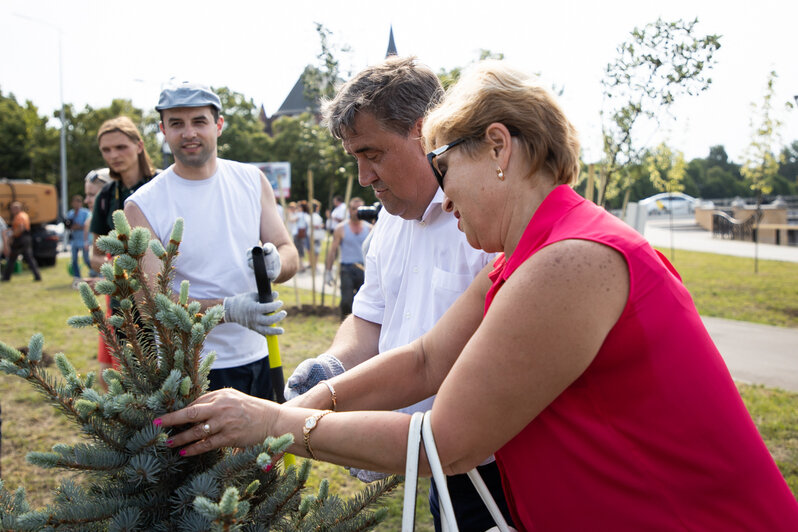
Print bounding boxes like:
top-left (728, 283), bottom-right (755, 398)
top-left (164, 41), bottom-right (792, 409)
top-left (0, 210), bottom-right (398, 531)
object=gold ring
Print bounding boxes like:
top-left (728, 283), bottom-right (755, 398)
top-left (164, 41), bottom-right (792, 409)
top-left (202, 423), bottom-right (211, 435)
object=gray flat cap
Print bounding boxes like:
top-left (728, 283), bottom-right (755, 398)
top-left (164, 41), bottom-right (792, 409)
top-left (156, 82), bottom-right (221, 111)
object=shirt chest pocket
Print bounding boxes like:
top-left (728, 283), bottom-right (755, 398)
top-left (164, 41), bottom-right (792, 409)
top-left (430, 267), bottom-right (474, 318)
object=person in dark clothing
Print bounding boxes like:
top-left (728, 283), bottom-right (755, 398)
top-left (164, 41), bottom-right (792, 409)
top-left (1, 201), bottom-right (41, 282)
top-left (90, 116), bottom-right (157, 390)
top-left (324, 197), bottom-right (371, 318)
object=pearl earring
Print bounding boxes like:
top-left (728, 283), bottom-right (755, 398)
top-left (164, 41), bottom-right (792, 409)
top-left (497, 168), bottom-right (505, 180)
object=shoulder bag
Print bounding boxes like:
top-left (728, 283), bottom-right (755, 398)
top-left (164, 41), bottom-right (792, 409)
top-left (403, 411), bottom-right (515, 532)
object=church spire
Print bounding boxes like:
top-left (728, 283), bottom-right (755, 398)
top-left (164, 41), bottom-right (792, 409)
top-left (386, 25), bottom-right (398, 57)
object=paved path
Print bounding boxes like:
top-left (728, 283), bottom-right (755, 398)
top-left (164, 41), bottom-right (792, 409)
top-left (702, 317), bottom-right (798, 392)
top-left (644, 217), bottom-right (798, 263)
top-left (643, 218), bottom-right (798, 391)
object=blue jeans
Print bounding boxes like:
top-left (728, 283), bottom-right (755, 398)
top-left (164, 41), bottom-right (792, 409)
top-left (71, 243), bottom-right (91, 278)
top-left (339, 263), bottom-right (365, 317)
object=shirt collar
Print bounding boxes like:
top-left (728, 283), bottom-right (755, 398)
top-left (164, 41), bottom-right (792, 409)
top-left (419, 187), bottom-right (446, 224)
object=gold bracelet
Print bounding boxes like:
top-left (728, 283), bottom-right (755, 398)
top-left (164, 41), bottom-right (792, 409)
top-left (303, 410), bottom-right (333, 460)
top-left (321, 380), bottom-right (337, 411)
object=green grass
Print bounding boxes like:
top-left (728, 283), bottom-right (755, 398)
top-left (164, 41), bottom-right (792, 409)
top-left (1, 250), bottom-right (797, 528)
top-left (656, 248), bottom-right (798, 328)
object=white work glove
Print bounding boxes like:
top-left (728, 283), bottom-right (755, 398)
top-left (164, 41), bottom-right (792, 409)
top-left (223, 291), bottom-right (286, 335)
top-left (284, 353), bottom-right (345, 400)
top-left (347, 467), bottom-right (389, 483)
top-left (325, 269), bottom-right (335, 286)
top-left (246, 242), bottom-right (281, 281)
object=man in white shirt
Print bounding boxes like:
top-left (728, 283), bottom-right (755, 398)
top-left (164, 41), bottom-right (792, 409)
top-left (284, 56), bottom-right (512, 531)
top-left (124, 82), bottom-right (298, 401)
top-left (328, 195), bottom-right (347, 231)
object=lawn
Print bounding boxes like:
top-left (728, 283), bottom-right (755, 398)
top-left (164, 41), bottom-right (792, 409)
top-left (1, 250), bottom-right (797, 529)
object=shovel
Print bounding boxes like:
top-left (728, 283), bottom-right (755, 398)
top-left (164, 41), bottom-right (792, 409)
top-left (251, 245), bottom-right (295, 466)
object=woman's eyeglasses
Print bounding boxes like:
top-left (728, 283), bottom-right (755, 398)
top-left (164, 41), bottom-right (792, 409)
top-left (426, 138), bottom-right (467, 191)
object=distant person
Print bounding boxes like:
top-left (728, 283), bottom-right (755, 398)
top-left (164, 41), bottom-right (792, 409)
top-left (0, 214), bottom-right (8, 262)
top-left (293, 200), bottom-right (311, 272)
top-left (83, 167), bottom-right (114, 390)
top-left (82, 168), bottom-right (111, 277)
top-left (324, 197), bottom-right (371, 318)
top-left (92, 118), bottom-right (157, 390)
top-left (1, 201), bottom-right (41, 282)
top-left (311, 199), bottom-right (325, 271)
top-left (125, 81), bottom-right (298, 400)
top-left (65, 194), bottom-right (91, 288)
top-left (328, 195), bottom-right (346, 231)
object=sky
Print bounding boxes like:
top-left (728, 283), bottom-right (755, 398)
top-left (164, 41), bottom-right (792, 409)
top-left (1, 0), bottom-right (796, 164)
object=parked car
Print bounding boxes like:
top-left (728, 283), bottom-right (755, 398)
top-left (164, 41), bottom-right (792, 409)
top-left (640, 192), bottom-right (697, 215)
top-left (30, 224), bottom-right (60, 266)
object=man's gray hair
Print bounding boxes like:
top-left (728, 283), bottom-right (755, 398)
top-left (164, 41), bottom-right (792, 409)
top-left (322, 56), bottom-right (444, 139)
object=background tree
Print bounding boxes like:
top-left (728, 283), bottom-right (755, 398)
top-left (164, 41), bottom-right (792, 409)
top-left (777, 141), bottom-right (798, 191)
top-left (0, 91), bottom-right (60, 185)
top-left (215, 87), bottom-right (273, 164)
top-left (437, 49), bottom-right (505, 90)
top-left (741, 71), bottom-right (785, 204)
top-left (301, 22), bottom-right (350, 104)
top-left (740, 70), bottom-right (787, 272)
top-left (597, 18), bottom-right (721, 210)
top-left (0, 91), bottom-right (33, 178)
top-left (645, 142), bottom-right (687, 258)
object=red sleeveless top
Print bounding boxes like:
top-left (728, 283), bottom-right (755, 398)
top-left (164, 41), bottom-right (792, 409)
top-left (485, 185), bottom-right (798, 531)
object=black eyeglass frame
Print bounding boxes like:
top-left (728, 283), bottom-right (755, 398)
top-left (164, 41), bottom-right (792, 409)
top-left (427, 137), bottom-right (467, 191)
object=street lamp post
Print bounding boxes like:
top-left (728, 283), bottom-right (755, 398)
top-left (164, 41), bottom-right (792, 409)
top-left (57, 31), bottom-right (67, 221)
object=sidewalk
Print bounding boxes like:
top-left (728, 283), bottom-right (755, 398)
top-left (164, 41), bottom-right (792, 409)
top-left (644, 217), bottom-right (798, 263)
top-left (702, 317), bottom-right (798, 392)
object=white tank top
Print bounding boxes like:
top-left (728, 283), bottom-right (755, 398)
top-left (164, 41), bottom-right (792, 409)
top-left (127, 159), bottom-right (267, 369)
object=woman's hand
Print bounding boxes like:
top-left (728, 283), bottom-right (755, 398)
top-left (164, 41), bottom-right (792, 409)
top-left (156, 388), bottom-right (278, 457)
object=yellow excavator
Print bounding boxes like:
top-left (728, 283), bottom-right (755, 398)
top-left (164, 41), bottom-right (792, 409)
top-left (0, 178), bottom-right (60, 266)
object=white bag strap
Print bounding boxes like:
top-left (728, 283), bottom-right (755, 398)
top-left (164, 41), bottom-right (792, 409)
top-left (466, 469), bottom-right (514, 532)
top-left (405, 411), bottom-right (515, 532)
top-left (422, 411), bottom-right (459, 531)
top-left (402, 412), bottom-right (425, 532)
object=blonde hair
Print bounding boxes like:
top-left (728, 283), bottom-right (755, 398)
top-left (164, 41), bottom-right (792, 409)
top-left (97, 116), bottom-right (156, 181)
top-left (423, 60), bottom-right (580, 185)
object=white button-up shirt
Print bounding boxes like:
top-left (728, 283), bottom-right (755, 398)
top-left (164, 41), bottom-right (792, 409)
top-left (353, 188), bottom-right (495, 413)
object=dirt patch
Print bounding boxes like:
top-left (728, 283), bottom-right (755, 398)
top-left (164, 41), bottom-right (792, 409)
top-left (16, 346), bottom-right (54, 366)
top-left (286, 305), bottom-right (340, 317)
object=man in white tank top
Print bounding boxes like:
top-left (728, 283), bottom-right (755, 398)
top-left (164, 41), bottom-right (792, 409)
top-left (124, 82), bottom-right (298, 401)
top-left (324, 197), bottom-right (371, 318)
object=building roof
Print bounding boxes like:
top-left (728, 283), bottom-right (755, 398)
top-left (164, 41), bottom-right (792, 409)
top-left (263, 26), bottom-right (399, 131)
top-left (272, 73), bottom-right (317, 118)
